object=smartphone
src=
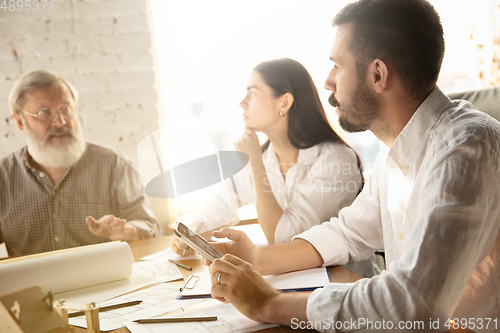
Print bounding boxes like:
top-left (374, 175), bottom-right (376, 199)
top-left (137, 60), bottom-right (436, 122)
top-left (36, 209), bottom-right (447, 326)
top-left (173, 222), bottom-right (224, 262)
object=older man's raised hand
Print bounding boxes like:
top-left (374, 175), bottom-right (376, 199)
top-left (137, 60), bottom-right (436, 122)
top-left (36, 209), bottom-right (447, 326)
top-left (85, 215), bottom-right (140, 242)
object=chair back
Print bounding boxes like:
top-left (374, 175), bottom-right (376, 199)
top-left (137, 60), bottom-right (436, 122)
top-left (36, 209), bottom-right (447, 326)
top-left (448, 85), bottom-right (500, 121)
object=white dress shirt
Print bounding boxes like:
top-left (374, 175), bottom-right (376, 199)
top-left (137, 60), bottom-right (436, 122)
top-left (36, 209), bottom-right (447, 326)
top-left (190, 141), bottom-right (362, 243)
top-left (296, 87), bottom-right (500, 332)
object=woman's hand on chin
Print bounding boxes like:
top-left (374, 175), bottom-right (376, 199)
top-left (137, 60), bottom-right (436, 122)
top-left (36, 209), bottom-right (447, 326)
top-left (234, 128), bottom-right (262, 161)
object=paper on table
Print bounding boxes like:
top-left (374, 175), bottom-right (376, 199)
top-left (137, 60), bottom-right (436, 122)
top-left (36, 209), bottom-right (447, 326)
top-left (265, 267), bottom-right (330, 291)
top-left (0, 242), bottom-right (131, 296)
top-left (0, 241), bottom-right (162, 303)
top-left (126, 300), bottom-right (277, 333)
top-left (0, 242), bottom-right (110, 265)
top-left (132, 260), bottom-right (183, 282)
top-left (54, 275), bottom-right (163, 305)
top-left (69, 284), bottom-right (204, 331)
top-left (178, 267), bottom-right (329, 298)
top-left (141, 247), bottom-right (202, 261)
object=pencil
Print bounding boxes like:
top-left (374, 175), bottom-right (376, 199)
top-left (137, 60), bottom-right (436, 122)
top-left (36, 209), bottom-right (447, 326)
top-left (68, 300), bottom-right (143, 318)
top-left (134, 316), bottom-right (218, 323)
top-left (169, 259), bottom-right (193, 270)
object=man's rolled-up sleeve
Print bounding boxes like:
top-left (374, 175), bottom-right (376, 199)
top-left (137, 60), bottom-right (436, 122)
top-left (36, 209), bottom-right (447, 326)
top-left (293, 153), bottom-right (384, 267)
top-left (275, 146), bottom-right (362, 244)
top-left (299, 130), bottom-right (500, 332)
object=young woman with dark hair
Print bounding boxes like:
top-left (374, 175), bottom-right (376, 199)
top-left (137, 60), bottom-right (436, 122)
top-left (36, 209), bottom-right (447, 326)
top-left (172, 58), bottom-right (363, 249)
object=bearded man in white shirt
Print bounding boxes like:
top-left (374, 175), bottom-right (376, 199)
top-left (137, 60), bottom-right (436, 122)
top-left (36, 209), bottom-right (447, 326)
top-left (206, 0), bottom-right (500, 331)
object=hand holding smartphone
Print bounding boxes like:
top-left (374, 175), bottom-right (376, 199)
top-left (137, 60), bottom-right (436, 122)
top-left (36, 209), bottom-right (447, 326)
top-left (173, 222), bottom-right (224, 262)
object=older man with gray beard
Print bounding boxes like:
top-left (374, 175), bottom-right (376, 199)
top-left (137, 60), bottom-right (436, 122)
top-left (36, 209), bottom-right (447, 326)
top-left (0, 70), bottom-right (160, 256)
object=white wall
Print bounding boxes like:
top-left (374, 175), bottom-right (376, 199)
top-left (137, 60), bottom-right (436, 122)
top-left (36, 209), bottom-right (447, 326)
top-left (0, 0), bottom-right (161, 165)
top-left (493, 0), bottom-right (500, 85)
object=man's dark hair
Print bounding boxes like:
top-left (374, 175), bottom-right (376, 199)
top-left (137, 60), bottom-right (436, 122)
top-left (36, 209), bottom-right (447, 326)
top-left (333, 0), bottom-right (445, 100)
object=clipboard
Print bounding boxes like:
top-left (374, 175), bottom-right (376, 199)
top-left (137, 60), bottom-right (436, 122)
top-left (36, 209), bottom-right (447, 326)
top-left (177, 268), bottom-right (330, 299)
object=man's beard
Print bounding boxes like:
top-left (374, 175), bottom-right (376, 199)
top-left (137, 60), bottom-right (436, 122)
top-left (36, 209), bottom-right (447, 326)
top-left (328, 79), bottom-right (380, 133)
top-left (24, 118), bottom-right (86, 169)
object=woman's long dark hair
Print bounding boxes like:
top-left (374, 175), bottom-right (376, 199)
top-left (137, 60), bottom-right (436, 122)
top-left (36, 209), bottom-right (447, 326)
top-left (254, 58), bottom-right (363, 178)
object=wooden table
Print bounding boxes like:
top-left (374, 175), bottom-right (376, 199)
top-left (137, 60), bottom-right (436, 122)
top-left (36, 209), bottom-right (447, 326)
top-left (73, 235), bottom-right (362, 332)
top-left (128, 235), bottom-right (363, 283)
top-left (73, 236), bottom-right (475, 333)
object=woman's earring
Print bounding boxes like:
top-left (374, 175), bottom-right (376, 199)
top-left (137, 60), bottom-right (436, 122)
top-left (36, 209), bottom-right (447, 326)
top-left (279, 111), bottom-right (285, 117)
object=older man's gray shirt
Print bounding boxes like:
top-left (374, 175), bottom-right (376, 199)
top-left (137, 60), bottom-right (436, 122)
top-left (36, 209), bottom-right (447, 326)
top-left (0, 142), bottom-right (160, 256)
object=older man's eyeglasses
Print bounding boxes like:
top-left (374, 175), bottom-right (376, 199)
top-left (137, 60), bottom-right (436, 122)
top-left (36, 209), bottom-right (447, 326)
top-left (21, 106), bottom-right (75, 122)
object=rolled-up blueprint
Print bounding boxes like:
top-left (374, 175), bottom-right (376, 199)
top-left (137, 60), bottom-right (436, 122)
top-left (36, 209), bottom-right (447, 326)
top-left (0, 242), bottom-right (134, 297)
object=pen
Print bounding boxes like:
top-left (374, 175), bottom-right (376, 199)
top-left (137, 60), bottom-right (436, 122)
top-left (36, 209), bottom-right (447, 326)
top-left (68, 300), bottom-right (143, 318)
top-left (169, 258), bottom-right (192, 270)
top-left (134, 316), bottom-right (218, 323)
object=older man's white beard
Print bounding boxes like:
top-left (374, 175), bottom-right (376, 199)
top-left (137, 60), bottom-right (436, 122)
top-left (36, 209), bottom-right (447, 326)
top-left (24, 120), bottom-right (86, 169)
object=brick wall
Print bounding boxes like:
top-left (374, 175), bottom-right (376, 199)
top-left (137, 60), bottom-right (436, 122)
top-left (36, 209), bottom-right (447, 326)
top-left (0, 0), bottom-right (161, 165)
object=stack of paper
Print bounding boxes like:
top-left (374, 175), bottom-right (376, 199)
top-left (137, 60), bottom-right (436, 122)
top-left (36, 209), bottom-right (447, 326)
top-left (126, 301), bottom-right (277, 333)
top-left (69, 284), bottom-right (204, 331)
top-left (132, 260), bottom-right (183, 282)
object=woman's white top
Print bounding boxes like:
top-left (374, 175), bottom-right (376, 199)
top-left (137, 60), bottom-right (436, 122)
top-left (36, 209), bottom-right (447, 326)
top-left (190, 141), bottom-right (362, 244)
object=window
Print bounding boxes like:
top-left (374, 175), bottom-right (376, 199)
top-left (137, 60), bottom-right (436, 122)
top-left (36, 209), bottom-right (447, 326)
top-left (149, 0), bottom-right (495, 212)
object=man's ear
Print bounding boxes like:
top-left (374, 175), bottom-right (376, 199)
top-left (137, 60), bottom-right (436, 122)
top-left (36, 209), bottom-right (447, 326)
top-left (12, 112), bottom-right (25, 132)
top-left (279, 92), bottom-right (294, 115)
top-left (368, 59), bottom-right (389, 94)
